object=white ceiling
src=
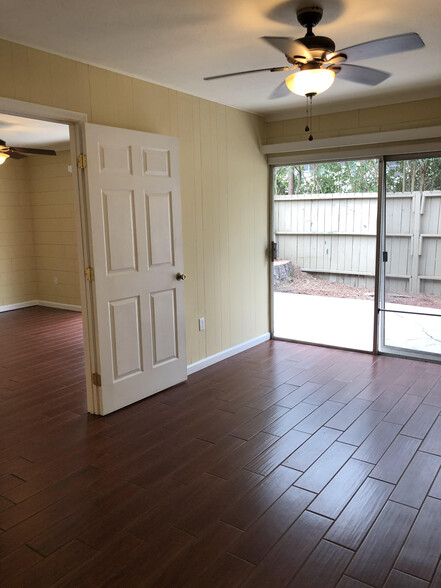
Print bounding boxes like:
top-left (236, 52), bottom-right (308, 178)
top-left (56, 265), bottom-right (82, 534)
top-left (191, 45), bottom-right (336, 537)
top-left (0, 0), bottom-right (440, 120)
top-left (0, 114), bottom-right (70, 150)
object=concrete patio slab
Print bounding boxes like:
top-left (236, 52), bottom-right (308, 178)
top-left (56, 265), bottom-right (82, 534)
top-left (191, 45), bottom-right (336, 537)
top-left (274, 292), bottom-right (441, 355)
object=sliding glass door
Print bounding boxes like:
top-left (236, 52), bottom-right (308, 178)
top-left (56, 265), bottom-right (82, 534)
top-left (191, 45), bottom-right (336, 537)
top-left (272, 159), bottom-right (378, 351)
top-left (379, 155), bottom-right (441, 358)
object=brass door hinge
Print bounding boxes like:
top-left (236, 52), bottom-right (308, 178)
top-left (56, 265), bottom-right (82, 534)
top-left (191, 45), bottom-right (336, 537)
top-left (77, 153), bottom-right (87, 169)
top-left (92, 372), bottom-right (101, 387)
top-left (85, 267), bottom-right (95, 282)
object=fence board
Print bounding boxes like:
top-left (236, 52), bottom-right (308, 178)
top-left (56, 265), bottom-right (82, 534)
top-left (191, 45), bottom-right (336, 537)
top-left (274, 191), bottom-right (441, 294)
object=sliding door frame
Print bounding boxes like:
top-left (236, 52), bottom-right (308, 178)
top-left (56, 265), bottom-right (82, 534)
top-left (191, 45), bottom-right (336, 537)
top-left (270, 155), bottom-right (380, 353)
top-left (377, 151), bottom-right (441, 362)
top-left (270, 142), bottom-right (441, 361)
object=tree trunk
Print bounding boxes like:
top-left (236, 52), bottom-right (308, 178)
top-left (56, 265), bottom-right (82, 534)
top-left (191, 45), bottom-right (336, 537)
top-left (295, 166), bottom-right (302, 194)
top-left (288, 167), bottom-right (294, 195)
top-left (410, 160), bottom-right (417, 192)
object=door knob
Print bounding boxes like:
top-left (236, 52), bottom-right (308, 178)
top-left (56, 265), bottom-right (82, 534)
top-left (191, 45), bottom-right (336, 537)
top-left (176, 272), bottom-right (187, 281)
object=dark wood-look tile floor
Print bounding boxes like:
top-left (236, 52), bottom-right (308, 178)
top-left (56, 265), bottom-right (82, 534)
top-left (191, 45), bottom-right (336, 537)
top-left (1, 307), bottom-right (441, 587)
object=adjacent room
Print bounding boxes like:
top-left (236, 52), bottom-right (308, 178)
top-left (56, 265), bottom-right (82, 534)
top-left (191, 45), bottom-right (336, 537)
top-left (0, 0), bottom-right (441, 586)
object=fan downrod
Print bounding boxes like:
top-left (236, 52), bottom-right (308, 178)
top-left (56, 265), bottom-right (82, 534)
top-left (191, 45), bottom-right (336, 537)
top-left (297, 6), bottom-right (323, 35)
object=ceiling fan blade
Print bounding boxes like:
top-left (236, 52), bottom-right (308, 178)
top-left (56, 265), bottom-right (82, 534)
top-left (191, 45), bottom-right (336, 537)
top-left (269, 79), bottom-right (295, 100)
top-left (9, 147), bottom-right (56, 156)
top-left (8, 151), bottom-right (26, 159)
top-left (204, 66), bottom-right (290, 81)
top-left (261, 37), bottom-right (312, 61)
top-left (337, 32), bottom-right (424, 63)
top-left (333, 63), bottom-right (391, 85)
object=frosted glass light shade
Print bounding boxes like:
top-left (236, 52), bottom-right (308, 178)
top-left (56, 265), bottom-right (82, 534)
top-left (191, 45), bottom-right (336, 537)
top-left (286, 68), bottom-right (335, 97)
top-left (0, 153), bottom-right (9, 165)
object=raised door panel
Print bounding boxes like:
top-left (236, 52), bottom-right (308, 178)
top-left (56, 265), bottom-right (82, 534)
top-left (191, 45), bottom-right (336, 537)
top-left (143, 147), bottom-right (170, 177)
top-left (150, 289), bottom-right (178, 365)
top-left (109, 297), bottom-right (143, 380)
top-left (99, 144), bottom-right (133, 175)
top-left (102, 190), bottom-right (138, 273)
top-left (146, 192), bottom-right (174, 267)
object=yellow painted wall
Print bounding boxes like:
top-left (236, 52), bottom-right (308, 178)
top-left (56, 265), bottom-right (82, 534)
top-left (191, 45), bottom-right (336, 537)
top-left (0, 158), bottom-right (37, 306)
top-left (0, 39), bottom-right (269, 364)
top-left (27, 150), bottom-right (81, 307)
top-left (266, 97), bottom-right (441, 144)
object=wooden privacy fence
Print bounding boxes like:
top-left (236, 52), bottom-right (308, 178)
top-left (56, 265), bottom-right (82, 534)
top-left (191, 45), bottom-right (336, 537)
top-left (274, 191), bottom-right (441, 295)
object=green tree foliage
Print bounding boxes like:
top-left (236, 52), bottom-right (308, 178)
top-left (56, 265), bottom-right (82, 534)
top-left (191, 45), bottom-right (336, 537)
top-left (274, 158), bottom-right (441, 196)
top-left (385, 158), bottom-right (441, 192)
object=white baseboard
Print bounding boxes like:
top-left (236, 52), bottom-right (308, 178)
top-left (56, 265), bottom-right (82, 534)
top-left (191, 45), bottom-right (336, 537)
top-left (187, 332), bottom-right (271, 376)
top-left (0, 300), bottom-right (39, 313)
top-left (38, 300), bottom-right (82, 312)
top-left (0, 300), bottom-right (82, 313)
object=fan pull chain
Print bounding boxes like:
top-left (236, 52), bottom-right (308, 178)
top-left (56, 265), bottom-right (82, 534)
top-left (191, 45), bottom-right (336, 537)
top-left (308, 95), bottom-right (313, 141)
top-left (305, 95), bottom-right (309, 133)
top-left (304, 94), bottom-right (314, 141)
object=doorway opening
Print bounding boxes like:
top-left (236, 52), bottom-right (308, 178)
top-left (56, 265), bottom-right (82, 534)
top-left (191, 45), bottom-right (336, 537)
top-left (0, 109), bottom-right (89, 411)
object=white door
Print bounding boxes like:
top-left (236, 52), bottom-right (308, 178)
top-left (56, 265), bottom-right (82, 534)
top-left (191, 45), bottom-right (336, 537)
top-left (83, 123), bottom-right (187, 414)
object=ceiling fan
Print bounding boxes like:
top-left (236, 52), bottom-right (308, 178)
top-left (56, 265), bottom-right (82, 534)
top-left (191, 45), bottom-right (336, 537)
top-left (204, 6), bottom-right (425, 100)
top-left (0, 139), bottom-right (56, 165)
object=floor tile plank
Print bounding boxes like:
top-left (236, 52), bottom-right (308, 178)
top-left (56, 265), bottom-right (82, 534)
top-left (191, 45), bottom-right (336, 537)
top-left (244, 429), bottom-right (310, 477)
top-left (294, 400), bottom-right (345, 434)
top-left (326, 398), bottom-right (372, 431)
top-left (384, 569), bottom-right (429, 588)
top-left (352, 421), bottom-right (402, 464)
top-left (242, 511), bottom-right (332, 588)
top-left (221, 465), bottom-right (301, 530)
top-left (429, 468), bottom-right (441, 499)
top-left (345, 500), bottom-right (417, 586)
top-left (338, 410), bottom-right (386, 446)
top-left (384, 394), bottom-right (423, 425)
top-left (325, 477), bottom-right (395, 550)
top-left (288, 540), bottom-right (354, 588)
top-left (308, 458), bottom-right (373, 519)
top-left (390, 451), bottom-right (441, 508)
top-left (370, 435), bottom-right (421, 484)
top-left (229, 485), bottom-right (315, 564)
top-left (395, 497), bottom-right (441, 581)
top-left (283, 427), bottom-right (341, 471)
top-left (401, 404), bottom-right (441, 439)
top-left (420, 415), bottom-right (441, 455)
top-left (191, 553), bottom-right (255, 588)
top-left (295, 441), bottom-right (356, 493)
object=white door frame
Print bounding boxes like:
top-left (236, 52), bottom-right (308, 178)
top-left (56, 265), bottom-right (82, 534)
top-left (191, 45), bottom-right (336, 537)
top-left (0, 97), bottom-right (99, 412)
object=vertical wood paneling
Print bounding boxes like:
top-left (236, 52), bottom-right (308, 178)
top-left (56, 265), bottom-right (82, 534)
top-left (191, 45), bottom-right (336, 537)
top-left (177, 94), bottom-right (199, 363)
top-left (0, 38), bottom-right (268, 363)
top-left (0, 158), bottom-right (37, 306)
top-left (28, 151), bottom-right (80, 306)
top-left (0, 39), bottom-right (15, 99)
top-left (191, 97), bottom-right (207, 361)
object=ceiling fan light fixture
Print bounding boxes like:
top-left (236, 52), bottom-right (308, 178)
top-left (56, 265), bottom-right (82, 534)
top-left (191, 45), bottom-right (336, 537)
top-left (0, 152), bottom-right (10, 165)
top-left (285, 63), bottom-right (335, 96)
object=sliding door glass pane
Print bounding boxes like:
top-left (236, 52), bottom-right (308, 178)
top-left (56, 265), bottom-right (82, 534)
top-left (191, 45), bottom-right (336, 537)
top-left (273, 160), bottom-right (378, 351)
top-left (383, 157), bottom-right (441, 355)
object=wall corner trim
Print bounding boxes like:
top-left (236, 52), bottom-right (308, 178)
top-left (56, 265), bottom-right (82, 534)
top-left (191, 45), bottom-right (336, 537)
top-left (0, 300), bottom-right (82, 314)
top-left (187, 332), bottom-right (271, 376)
top-left (38, 300), bottom-right (82, 312)
top-left (0, 300), bottom-right (39, 313)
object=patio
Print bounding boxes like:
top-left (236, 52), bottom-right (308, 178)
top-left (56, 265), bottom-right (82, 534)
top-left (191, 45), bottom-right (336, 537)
top-left (274, 292), bottom-right (441, 355)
